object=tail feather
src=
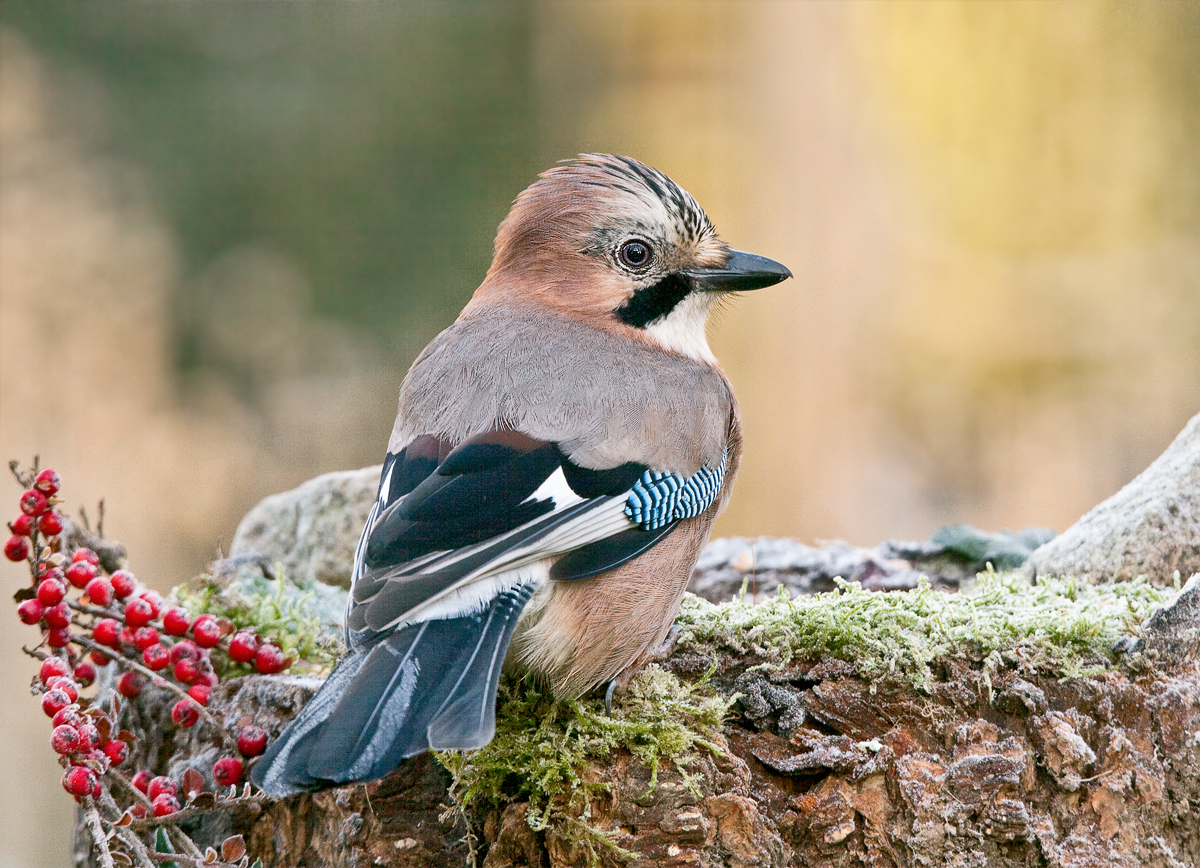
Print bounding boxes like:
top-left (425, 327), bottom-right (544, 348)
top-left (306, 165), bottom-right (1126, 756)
top-left (250, 582), bottom-right (536, 798)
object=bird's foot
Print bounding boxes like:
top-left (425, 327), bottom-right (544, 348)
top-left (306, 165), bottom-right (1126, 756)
top-left (603, 625), bottom-right (682, 715)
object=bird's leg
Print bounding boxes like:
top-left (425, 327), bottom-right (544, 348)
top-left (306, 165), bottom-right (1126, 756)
top-left (603, 625), bottom-right (682, 715)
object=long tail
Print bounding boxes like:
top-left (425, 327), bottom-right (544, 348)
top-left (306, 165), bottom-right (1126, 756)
top-left (251, 582), bottom-right (535, 798)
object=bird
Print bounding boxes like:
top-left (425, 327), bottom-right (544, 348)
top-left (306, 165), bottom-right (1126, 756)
top-left (251, 154), bottom-right (791, 798)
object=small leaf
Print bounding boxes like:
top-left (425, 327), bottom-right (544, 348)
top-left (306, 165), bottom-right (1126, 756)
top-left (115, 810), bottom-right (134, 827)
top-left (203, 846), bottom-right (219, 864)
top-left (155, 827), bottom-right (174, 853)
top-left (13, 587), bottom-right (34, 603)
top-left (221, 835), bottom-right (247, 861)
top-left (118, 729), bottom-right (137, 744)
top-left (217, 617), bottom-right (236, 637)
top-left (183, 768), bottom-right (206, 798)
top-left (96, 717), bottom-right (112, 742)
top-left (111, 695), bottom-right (121, 717)
top-left (191, 792), bottom-right (216, 809)
top-left (111, 853), bottom-right (132, 866)
top-left (250, 860), bottom-right (264, 868)
top-left (236, 715), bottom-right (254, 729)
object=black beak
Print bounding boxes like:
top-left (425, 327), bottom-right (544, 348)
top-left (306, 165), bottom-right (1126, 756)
top-left (685, 249), bottom-right (792, 292)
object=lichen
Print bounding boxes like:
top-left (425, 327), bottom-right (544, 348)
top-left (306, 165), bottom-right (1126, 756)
top-left (675, 569), bottom-right (1169, 689)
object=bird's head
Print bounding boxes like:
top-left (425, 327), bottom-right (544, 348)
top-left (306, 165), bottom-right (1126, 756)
top-left (469, 154), bottom-right (791, 362)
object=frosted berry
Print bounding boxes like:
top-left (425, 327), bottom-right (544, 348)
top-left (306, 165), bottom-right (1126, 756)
top-left (62, 766), bottom-right (96, 798)
top-left (65, 561), bottom-right (97, 589)
top-left (17, 598), bottom-right (44, 625)
top-left (228, 632), bottom-right (258, 663)
top-left (142, 643), bottom-right (170, 671)
top-left (51, 724), bottom-right (81, 755)
top-left (39, 656), bottom-right (72, 683)
top-left (71, 548), bottom-right (99, 565)
top-left (45, 676), bottom-right (79, 702)
top-left (138, 590), bottom-right (163, 619)
top-left (93, 618), bottom-right (120, 647)
top-left (11, 514), bottom-right (34, 536)
top-left (147, 776), bottom-right (177, 800)
top-left (188, 684), bottom-right (211, 705)
top-left (213, 756), bottom-right (243, 787)
top-left (83, 577), bottom-right (114, 607)
top-left (76, 723), bottom-right (100, 750)
top-left (46, 627), bottom-right (72, 647)
top-left (103, 739), bottom-right (129, 766)
top-left (88, 649), bottom-right (110, 666)
top-left (41, 688), bottom-right (72, 717)
top-left (254, 643), bottom-right (286, 674)
top-left (117, 671), bottom-right (145, 699)
top-left (42, 602), bottom-right (71, 629)
top-left (4, 535), bottom-right (30, 562)
top-left (37, 510), bottom-right (64, 537)
top-left (162, 608), bottom-right (191, 636)
top-left (171, 698), bottom-right (201, 728)
top-left (124, 598), bottom-right (154, 628)
top-left (109, 569), bottom-right (136, 598)
top-left (169, 639), bottom-right (199, 663)
top-left (193, 668), bottom-right (220, 689)
top-left (192, 614), bottom-right (222, 648)
top-left (19, 489), bottom-right (48, 517)
top-left (174, 658), bottom-right (199, 684)
top-left (51, 706), bottom-right (83, 729)
top-left (130, 770), bottom-right (152, 793)
top-left (132, 626), bottom-right (159, 651)
top-left (34, 469), bottom-right (61, 495)
top-left (73, 661), bottom-right (97, 687)
top-left (237, 725), bottom-right (268, 757)
top-left (36, 577), bottom-right (66, 606)
top-left (151, 793), bottom-right (179, 817)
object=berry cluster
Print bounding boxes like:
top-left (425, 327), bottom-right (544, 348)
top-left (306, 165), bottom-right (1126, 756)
top-left (6, 461), bottom-right (288, 866)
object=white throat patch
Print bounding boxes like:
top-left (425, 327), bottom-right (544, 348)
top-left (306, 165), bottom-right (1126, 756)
top-left (643, 291), bottom-right (719, 364)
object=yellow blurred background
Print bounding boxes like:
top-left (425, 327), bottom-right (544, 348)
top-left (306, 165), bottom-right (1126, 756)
top-left (2, 3), bottom-right (1198, 865)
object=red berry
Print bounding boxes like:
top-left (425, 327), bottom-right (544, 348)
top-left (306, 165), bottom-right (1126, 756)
top-left (19, 489), bottom-right (48, 517)
top-left (138, 591), bottom-right (163, 619)
top-left (188, 684), bottom-right (212, 705)
top-left (83, 577), bottom-right (114, 607)
top-left (169, 639), bottom-right (199, 663)
top-left (46, 676), bottom-right (79, 702)
top-left (73, 661), bottom-right (97, 687)
top-left (174, 658), bottom-right (199, 684)
top-left (34, 469), bottom-right (61, 495)
top-left (171, 698), bottom-right (201, 728)
top-left (65, 561), bottom-right (97, 589)
top-left (131, 770), bottom-right (153, 794)
top-left (11, 514), bottom-right (34, 536)
top-left (103, 739), bottom-right (129, 766)
top-left (41, 689), bottom-right (71, 717)
top-left (117, 672), bottom-right (144, 698)
top-left (147, 776), bottom-right (177, 801)
top-left (36, 578), bottom-right (66, 607)
top-left (227, 632), bottom-right (258, 663)
top-left (17, 598), bottom-right (44, 625)
top-left (4, 535), bottom-right (30, 562)
top-left (37, 510), bottom-right (63, 537)
top-left (118, 628), bottom-right (135, 648)
top-left (193, 669), bottom-right (220, 688)
top-left (46, 627), bottom-right (72, 648)
top-left (93, 618), bottom-right (121, 647)
top-left (51, 724), bottom-right (81, 755)
top-left (76, 723), bottom-right (100, 750)
top-left (72, 548), bottom-right (99, 565)
top-left (124, 598), bottom-right (154, 628)
top-left (142, 643), bottom-right (170, 671)
top-left (254, 644), bottom-right (286, 674)
top-left (43, 602), bottom-right (71, 629)
top-left (51, 706), bottom-right (83, 728)
top-left (213, 756), bottom-right (243, 787)
top-left (237, 725), bottom-right (268, 757)
top-left (39, 656), bottom-right (72, 683)
top-left (109, 569), bottom-right (136, 598)
top-left (132, 626), bottom-right (159, 651)
top-left (62, 766), bottom-right (96, 798)
top-left (151, 793), bottom-right (179, 817)
top-left (192, 615), bottom-right (222, 648)
top-left (89, 650), bottom-right (110, 666)
top-left (162, 608), bottom-right (191, 636)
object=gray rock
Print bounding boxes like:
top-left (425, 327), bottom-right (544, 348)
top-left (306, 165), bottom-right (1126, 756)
top-left (1025, 411), bottom-right (1200, 584)
top-left (229, 465), bottom-right (381, 591)
top-left (1122, 571), bottom-right (1200, 660)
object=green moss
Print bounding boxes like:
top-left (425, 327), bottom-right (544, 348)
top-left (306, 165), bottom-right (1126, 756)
top-left (171, 568), bottom-right (341, 675)
top-left (675, 570), bottom-right (1169, 689)
top-left (436, 664), bottom-right (733, 866)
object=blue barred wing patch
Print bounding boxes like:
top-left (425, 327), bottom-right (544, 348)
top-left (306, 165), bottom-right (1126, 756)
top-left (624, 450), bottom-right (727, 530)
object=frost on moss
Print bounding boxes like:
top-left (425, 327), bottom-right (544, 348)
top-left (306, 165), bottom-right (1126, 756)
top-left (675, 570), bottom-right (1170, 689)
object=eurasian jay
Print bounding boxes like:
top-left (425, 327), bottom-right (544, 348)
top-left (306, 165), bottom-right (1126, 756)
top-left (252, 154), bottom-right (791, 798)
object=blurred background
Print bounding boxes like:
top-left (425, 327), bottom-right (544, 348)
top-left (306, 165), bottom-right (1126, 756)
top-left (2, 2), bottom-right (1198, 865)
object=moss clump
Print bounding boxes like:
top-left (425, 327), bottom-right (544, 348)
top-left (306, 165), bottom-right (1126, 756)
top-left (675, 570), bottom-right (1169, 690)
top-left (436, 664), bottom-right (732, 865)
top-left (172, 569), bottom-right (341, 675)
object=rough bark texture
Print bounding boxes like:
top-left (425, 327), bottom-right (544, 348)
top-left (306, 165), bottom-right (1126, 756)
top-left (1025, 410), bottom-right (1200, 585)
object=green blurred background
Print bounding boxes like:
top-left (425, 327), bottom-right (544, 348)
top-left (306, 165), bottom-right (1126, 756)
top-left (2, 2), bottom-right (1198, 864)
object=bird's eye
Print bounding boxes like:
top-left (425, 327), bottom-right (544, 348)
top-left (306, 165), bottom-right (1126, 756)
top-left (617, 239), bottom-right (653, 270)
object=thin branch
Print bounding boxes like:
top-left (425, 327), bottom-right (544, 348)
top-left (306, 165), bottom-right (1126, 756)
top-left (82, 799), bottom-right (116, 868)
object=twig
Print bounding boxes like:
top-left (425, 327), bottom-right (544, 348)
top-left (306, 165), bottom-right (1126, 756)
top-left (97, 499), bottom-right (106, 538)
top-left (114, 826), bottom-right (157, 868)
top-left (82, 799), bottom-right (116, 868)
